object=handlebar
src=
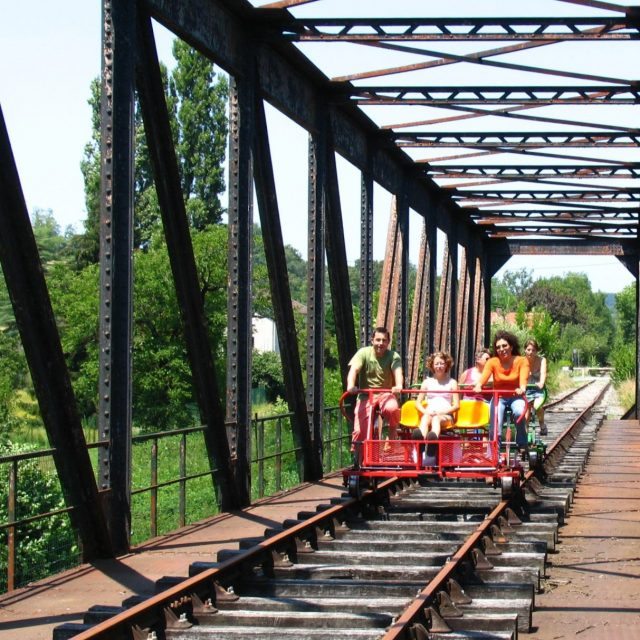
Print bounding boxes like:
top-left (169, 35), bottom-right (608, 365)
top-left (339, 387), bottom-right (528, 422)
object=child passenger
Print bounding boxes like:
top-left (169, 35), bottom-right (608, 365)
top-left (415, 351), bottom-right (459, 440)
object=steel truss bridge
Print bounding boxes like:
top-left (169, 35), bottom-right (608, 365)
top-left (0, 0), bottom-right (639, 563)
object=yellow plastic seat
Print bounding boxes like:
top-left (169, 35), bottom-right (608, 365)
top-left (399, 399), bottom-right (424, 429)
top-left (452, 399), bottom-right (490, 430)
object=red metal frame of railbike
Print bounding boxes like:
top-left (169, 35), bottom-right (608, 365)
top-left (340, 388), bottom-right (526, 484)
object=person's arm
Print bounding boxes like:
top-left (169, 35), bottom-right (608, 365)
top-left (516, 358), bottom-right (530, 395)
top-left (392, 365), bottom-right (403, 394)
top-left (346, 363), bottom-right (360, 394)
top-left (538, 357), bottom-right (547, 388)
top-left (450, 380), bottom-right (460, 412)
top-left (473, 360), bottom-right (492, 392)
top-left (416, 380), bottom-right (428, 414)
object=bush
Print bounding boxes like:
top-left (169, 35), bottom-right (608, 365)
top-left (0, 442), bottom-right (79, 590)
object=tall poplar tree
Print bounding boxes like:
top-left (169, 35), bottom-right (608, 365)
top-left (76, 38), bottom-right (228, 263)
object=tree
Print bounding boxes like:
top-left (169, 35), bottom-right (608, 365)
top-left (168, 39), bottom-right (228, 230)
top-left (78, 40), bottom-right (228, 260)
top-left (522, 281), bottom-right (580, 326)
top-left (492, 268), bottom-right (533, 312)
top-left (615, 284), bottom-right (635, 344)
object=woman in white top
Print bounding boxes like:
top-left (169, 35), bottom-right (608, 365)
top-left (415, 351), bottom-right (459, 438)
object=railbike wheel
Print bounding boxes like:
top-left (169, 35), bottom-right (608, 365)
top-left (528, 450), bottom-right (539, 470)
top-left (348, 474), bottom-right (361, 498)
top-left (501, 475), bottom-right (514, 499)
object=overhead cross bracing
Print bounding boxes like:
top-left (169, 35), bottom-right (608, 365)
top-left (249, 0), bottom-right (640, 245)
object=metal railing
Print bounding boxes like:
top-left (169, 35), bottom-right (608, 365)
top-left (0, 406), bottom-right (351, 593)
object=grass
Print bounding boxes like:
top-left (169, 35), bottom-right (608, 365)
top-left (615, 378), bottom-right (635, 415)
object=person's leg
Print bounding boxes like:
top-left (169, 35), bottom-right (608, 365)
top-left (431, 415), bottom-right (442, 437)
top-left (352, 397), bottom-right (372, 446)
top-left (489, 397), bottom-right (506, 442)
top-left (533, 394), bottom-right (547, 434)
top-left (417, 411), bottom-right (431, 438)
top-left (378, 392), bottom-right (400, 439)
top-left (511, 397), bottom-right (528, 448)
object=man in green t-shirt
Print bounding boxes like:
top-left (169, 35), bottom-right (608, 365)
top-left (346, 326), bottom-right (403, 449)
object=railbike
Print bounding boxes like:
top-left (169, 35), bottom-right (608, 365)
top-left (341, 388), bottom-right (545, 499)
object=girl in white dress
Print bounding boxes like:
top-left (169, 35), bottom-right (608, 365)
top-left (415, 351), bottom-right (459, 439)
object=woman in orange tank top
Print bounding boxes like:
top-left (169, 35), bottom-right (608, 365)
top-left (473, 330), bottom-right (530, 448)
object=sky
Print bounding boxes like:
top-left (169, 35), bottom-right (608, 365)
top-left (0, 0), bottom-right (637, 294)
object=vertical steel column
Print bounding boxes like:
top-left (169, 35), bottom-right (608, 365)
top-left (0, 108), bottom-right (112, 560)
top-left (396, 192), bottom-right (409, 377)
top-left (482, 254), bottom-right (493, 348)
top-left (360, 169), bottom-right (374, 345)
top-left (425, 215), bottom-right (437, 361)
top-left (448, 236), bottom-right (458, 369)
top-left (324, 133), bottom-right (357, 380)
top-left (435, 240), bottom-right (451, 353)
top-left (456, 248), bottom-right (470, 375)
top-left (376, 197), bottom-right (401, 338)
top-left (307, 115), bottom-right (327, 479)
top-left (226, 73), bottom-right (254, 504)
top-left (471, 253), bottom-right (484, 351)
top-left (253, 96), bottom-right (317, 481)
top-left (135, 15), bottom-right (237, 508)
top-left (408, 220), bottom-right (428, 386)
top-left (97, 0), bottom-right (135, 554)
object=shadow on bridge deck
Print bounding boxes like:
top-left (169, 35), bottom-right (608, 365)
top-left (0, 474), bottom-right (346, 640)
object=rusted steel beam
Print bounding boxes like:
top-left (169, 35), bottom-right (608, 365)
top-left (407, 221), bottom-right (428, 386)
top-left (487, 228), bottom-right (637, 238)
top-left (97, 0), bottom-right (135, 554)
top-left (472, 253), bottom-right (485, 355)
top-left (427, 165), bottom-right (640, 179)
top-left (226, 74), bottom-right (254, 506)
top-left (394, 131), bottom-right (640, 147)
top-left (397, 191), bottom-right (410, 378)
top-left (324, 135), bottom-right (357, 383)
top-left (435, 241), bottom-right (451, 354)
top-left (360, 170), bottom-right (374, 344)
top-left (145, 0), bottom-right (473, 247)
top-left (306, 116), bottom-right (327, 480)
top-left (0, 107), bottom-right (112, 559)
top-left (252, 96), bottom-right (318, 482)
top-left (136, 14), bottom-right (239, 508)
top-left (335, 39), bottom-right (627, 85)
top-left (287, 16), bottom-right (638, 41)
top-left (456, 249), bottom-right (471, 376)
top-left (376, 197), bottom-right (401, 339)
top-left (349, 85), bottom-right (639, 105)
top-left (506, 238), bottom-right (637, 256)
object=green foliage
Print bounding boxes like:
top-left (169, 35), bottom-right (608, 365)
top-left (79, 44), bottom-right (228, 259)
top-left (522, 307), bottom-right (561, 359)
top-left (168, 40), bottom-right (228, 229)
top-left (252, 350), bottom-right (285, 402)
top-left (493, 268), bottom-right (534, 311)
top-left (611, 340), bottom-right (636, 384)
top-left (615, 284), bottom-right (635, 343)
top-left (0, 443), bottom-right (78, 590)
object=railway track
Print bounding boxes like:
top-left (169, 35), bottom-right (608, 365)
top-left (57, 379), bottom-right (609, 640)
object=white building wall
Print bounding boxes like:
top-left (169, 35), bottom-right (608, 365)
top-left (252, 316), bottom-right (280, 354)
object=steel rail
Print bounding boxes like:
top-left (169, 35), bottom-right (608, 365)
top-left (68, 381), bottom-right (605, 639)
top-left (381, 379), bottom-right (607, 639)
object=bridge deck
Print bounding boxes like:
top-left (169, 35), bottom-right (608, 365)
top-left (0, 475), bottom-right (347, 640)
top-left (2, 419), bottom-right (640, 640)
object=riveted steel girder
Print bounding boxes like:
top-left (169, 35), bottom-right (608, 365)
top-left (0, 108), bottom-right (113, 560)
